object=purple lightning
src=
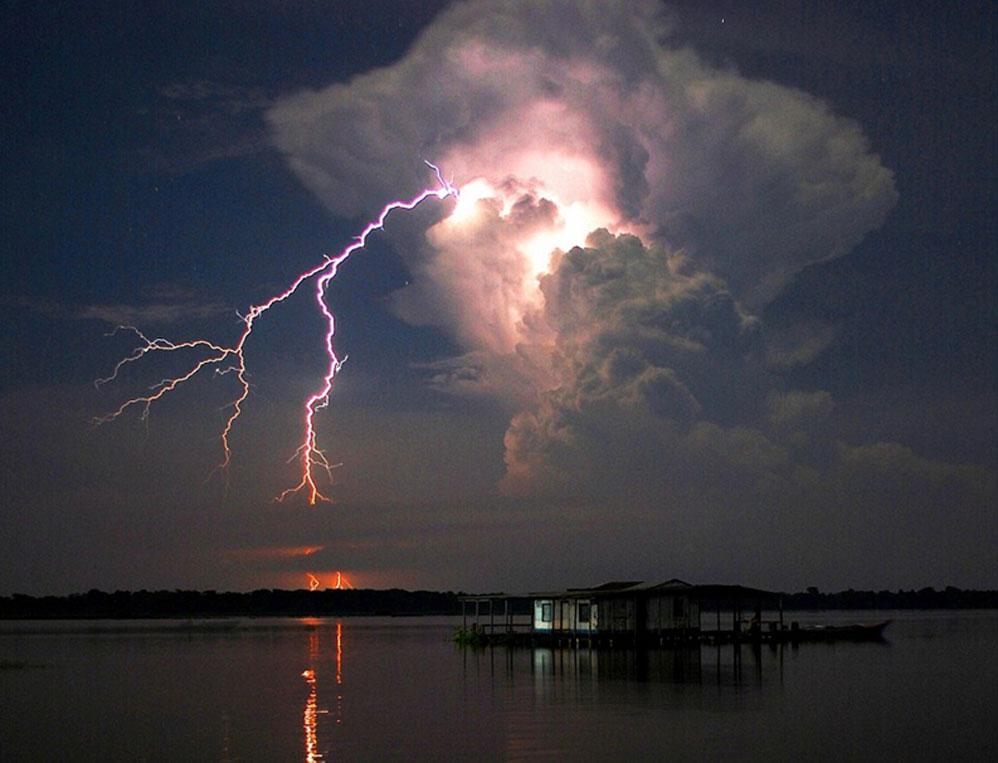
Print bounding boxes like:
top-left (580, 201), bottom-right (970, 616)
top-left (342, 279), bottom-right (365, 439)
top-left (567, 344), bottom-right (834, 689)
top-left (97, 162), bottom-right (458, 504)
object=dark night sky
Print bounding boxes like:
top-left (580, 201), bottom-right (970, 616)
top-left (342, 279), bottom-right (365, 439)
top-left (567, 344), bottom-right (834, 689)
top-left (1, 1), bottom-right (994, 595)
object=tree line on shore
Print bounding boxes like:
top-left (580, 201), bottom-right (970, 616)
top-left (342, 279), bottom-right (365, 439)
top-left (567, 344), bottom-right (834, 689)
top-left (2, 585), bottom-right (997, 619)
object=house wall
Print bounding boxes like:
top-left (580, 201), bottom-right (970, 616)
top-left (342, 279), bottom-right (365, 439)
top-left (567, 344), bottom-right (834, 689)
top-left (533, 599), bottom-right (554, 631)
top-left (645, 594), bottom-right (700, 632)
top-left (561, 599), bottom-right (573, 632)
top-left (533, 598), bottom-right (595, 633)
top-left (534, 593), bottom-right (701, 635)
top-left (569, 599), bottom-right (593, 633)
top-left (596, 596), bottom-right (637, 633)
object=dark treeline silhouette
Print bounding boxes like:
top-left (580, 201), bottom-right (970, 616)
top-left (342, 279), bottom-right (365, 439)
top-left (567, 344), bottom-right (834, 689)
top-left (2, 586), bottom-right (996, 619)
top-left (781, 586), bottom-right (998, 610)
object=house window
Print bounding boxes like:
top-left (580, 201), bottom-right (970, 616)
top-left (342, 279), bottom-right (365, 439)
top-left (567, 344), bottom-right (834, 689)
top-left (673, 597), bottom-right (686, 618)
top-left (541, 602), bottom-right (553, 623)
top-left (578, 602), bottom-right (591, 623)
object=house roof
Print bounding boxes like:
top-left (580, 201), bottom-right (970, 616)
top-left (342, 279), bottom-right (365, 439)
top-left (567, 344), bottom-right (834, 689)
top-left (459, 580), bottom-right (779, 602)
top-left (530, 579), bottom-right (691, 599)
top-left (569, 580), bottom-right (643, 592)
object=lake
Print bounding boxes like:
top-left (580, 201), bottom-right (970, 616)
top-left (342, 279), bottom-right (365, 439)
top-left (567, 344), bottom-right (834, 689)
top-left (2, 611), bottom-right (996, 761)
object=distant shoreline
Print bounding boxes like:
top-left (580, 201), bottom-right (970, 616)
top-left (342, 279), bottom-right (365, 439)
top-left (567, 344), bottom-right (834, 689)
top-left (2, 586), bottom-right (997, 619)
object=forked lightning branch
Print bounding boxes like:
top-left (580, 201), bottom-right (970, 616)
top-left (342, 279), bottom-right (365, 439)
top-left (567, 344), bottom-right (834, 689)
top-left (96, 163), bottom-right (459, 505)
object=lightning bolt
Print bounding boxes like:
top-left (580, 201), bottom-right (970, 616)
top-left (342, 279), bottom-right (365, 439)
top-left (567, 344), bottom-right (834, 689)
top-left (333, 571), bottom-right (353, 590)
top-left (306, 571), bottom-right (353, 591)
top-left (97, 162), bottom-right (458, 504)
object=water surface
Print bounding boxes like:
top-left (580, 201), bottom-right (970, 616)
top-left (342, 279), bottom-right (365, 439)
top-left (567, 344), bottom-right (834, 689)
top-left (2, 611), bottom-right (996, 760)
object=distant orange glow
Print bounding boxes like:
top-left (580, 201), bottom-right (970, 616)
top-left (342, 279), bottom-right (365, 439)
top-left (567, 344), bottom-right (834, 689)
top-left (303, 571), bottom-right (355, 591)
top-left (225, 545), bottom-right (324, 561)
top-left (279, 566), bottom-right (417, 590)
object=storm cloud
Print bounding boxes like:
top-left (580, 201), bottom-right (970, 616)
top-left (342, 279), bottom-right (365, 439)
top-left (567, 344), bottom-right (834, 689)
top-left (263, 0), bottom-right (993, 574)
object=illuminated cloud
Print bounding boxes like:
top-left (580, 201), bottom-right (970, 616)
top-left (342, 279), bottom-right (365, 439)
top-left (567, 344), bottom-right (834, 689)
top-left (265, 0), bottom-right (946, 504)
top-left (500, 231), bottom-right (768, 496)
top-left (269, 0), bottom-right (896, 334)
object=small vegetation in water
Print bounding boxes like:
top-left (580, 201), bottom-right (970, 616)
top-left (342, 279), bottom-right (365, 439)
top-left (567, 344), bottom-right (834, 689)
top-left (453, 629), bottom-right (489, 646)
top-left (452, 629), bottom-right (522, 646)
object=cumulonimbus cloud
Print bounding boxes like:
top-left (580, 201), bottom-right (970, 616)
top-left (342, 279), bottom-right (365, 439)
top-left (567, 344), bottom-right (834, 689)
top-left (266, 0), bottom-right (914, 499)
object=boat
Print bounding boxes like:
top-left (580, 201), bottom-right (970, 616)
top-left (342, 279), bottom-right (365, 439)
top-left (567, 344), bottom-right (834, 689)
top-left (790, 619), bottom-right (892, 642)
